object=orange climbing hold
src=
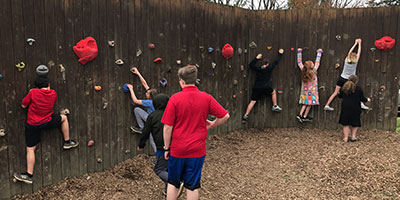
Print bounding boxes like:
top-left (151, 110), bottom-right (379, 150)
top-left (94, 85), bottom-right (102, 91)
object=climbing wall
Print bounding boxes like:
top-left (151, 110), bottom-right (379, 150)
top-left (0, 0), bottom-right (399, 198)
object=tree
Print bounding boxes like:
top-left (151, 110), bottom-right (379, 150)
top-left (203, 0), bottom-right (284, 10)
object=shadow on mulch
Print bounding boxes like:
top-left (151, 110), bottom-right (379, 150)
top-left (12, 128), bottom-right (400, 200)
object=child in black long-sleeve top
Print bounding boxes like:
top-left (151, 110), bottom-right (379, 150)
top-left (243, 49), bottom-right (284, 121)
top-left (137, 93), bottom-right (169, 194)
top-left (338, 75), bottom-right (370, 142)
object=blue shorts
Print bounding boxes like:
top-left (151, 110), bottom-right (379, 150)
top-left (168, 155), bottom-right (205, 191)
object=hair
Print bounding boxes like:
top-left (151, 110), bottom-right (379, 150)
top-left (34, 75), bottom-right (50, 88)
top-left (301, 61), bottom-right (315, 83)
top-left (345, 52), bottom-right (357, 63)
top-left (178, 65), bottom-right (197, 84)
top-left (262, 58), bottom-right (270, 65)
top-left (147, 88), bottom-right (158, 99)
top-left (342, 75), bottom-right (358, 95)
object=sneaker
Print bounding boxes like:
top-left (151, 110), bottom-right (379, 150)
top-left (361, 103), bottom-right (369, 110)
top-left (14, 172), bottom-right (33, 184)
top-left (130, 126), bottom-right (142, 134)
top-left (343, 138), bottom-right (348, 142)
top-left (349, 137), bottom-right (359, 142)
top-left (177, 182), bottom-right (184, 198)
top-left (242, 114), bottom-right (249, 121)
top-left (63, 140), bottom-right (79, 150)
top-left (296, 115), bottom-right (303, 123)
top-left (302, 117), bottom-right (313, 122)
top-left (324, 105), bottom-right (334, 111)
top-left (272, 105), bottom-right (282, 112)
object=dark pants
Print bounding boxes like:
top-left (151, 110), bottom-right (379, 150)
top-left (154, 155), bottom-right (168, 192)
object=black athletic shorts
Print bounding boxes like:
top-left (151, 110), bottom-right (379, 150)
top-left (336, 76), bottom-right (348, 87)
top-left (251, 87), bottom-right (274, 101)
top-left (25, 113), bottom-right (62, 147)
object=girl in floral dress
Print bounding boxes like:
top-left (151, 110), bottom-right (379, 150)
top-left (296, 48), bottom-right (323, 122)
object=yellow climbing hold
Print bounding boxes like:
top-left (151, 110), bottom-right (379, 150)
top-left (267, 46), bottom-right (272, 50)
top-left (16, 62), bottom-right (25, 71)
top-left (375, 59), bottom-right (380, 63)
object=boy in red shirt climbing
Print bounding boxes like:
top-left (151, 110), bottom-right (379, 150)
top-left (14, 76), bottom-right (78, 184)
top-left (162, 65), bottom-right (230, 200)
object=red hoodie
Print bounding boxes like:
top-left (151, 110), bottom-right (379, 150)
top-left (22, 88), bottom-right (57, 126)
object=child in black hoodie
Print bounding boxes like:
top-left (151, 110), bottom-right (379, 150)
top-left (137, 93), bottom-right (169, 194)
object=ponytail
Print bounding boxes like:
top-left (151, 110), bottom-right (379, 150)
top-left (342, 75), bottom-right (358, 95)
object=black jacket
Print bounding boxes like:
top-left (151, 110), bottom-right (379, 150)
top-left (249, 53), bottom-right (283, 89)
top-left (138, 94), bottom-right (169, 150)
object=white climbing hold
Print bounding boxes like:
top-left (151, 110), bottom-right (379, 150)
top-left (136, 49), bottom-right (142, 57)
top-left (0, 129), bottom-right (5, 137)
top-left (211, 62), bottom-right (216, 69)
top-left (108, 41), bottom-right (115, 47)
top-left (27, 38), bottom-right (35, 46)
top-left (115, 59), bottom-right (124, 65)
top-left (60, 108), bottom-right (70, 115)
top-left (59, 64), bottom-right (65, 73)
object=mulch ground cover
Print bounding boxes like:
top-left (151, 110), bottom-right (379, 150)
top-left (12, 128), bottom-right (400, 199)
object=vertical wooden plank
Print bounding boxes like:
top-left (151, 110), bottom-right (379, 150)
top-left (0, 0), bottom-right (13, 197)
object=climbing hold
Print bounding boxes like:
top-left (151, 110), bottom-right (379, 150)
top-left (16, 62), bottom-right (25, 71)
top-left (0, 74), bottom-right (2, 80)
top-left (36, 65), bottom-right (49, 76)
top-left (73, 36), bottom-right (98, 65)
top-left (303, 47), bottom-right (309, 50)
top-left (159, 78), bottom-right (167, 87)
top-left (153, 57), bottom-right (162, 63)
top-left (244, 49), bottom-right (248, 54)
top-left (13, 178), bottom-right (17, 183)
top-left (319, 86), bottom-right (326, 91)
top-left (240, 65), bottom-right (244, 71)
top-left (243, 74), bottom-right (247, 78)
top-left (195, 64), bottom-right (200, 68)
top-left (88, 140), bottom-right (94, 147)
top-left (0, 129), bottom-right (5, 137)
top-left (211, 62), bottom-right (216, 69)
top-left (370, 47), bottom-right (376, 52)
top-left (48, 60), bottom-right (55, 68)
top-left (335, 63), bottom-right (341, 69)
top-left (148, 43), bottom-right (155, 49)
top-left (240, 91), bottom-right (243, 94)
top-left (208, 47), bottom-right (214, 53)
top-left (199, 46), bottom-right (205, 51)
top-left (233, 80), bottom-right (238, 85)
top-left (222, 43), bottom-right (234, 59)
top-left (94, 85), bottom-right (102, 91)
top-left (266, 46), bottom-right (272, 50)
top-left (277, 90), bottom-right (283, 94)
top-left (375, 36), bottom-right (395, 51)
top-left (159, 33), bottom-right (164, 38)
top-left (176, 60), bottom-right (182, 65)
top-left (232, 94), bottom-right (237, 99)
top-left (97, 158), bottom-right (102, 163)
top-left (215, 48), bottom-right (220, 53)
top-left (136, 49), bottom-right (142, 57)
top-left (27, 38), bottom-right (36, 46)
top-left (380, 85), bottom-right (386, 91)
top-left (108, 40), bottom-right (115, 47)
top-left (60, 108), bottom-right (70, 115)
top-left (59, 64), bottom-right (65, 72)
top-left (123, 84), bottom-right (130, 93)
top-left (291, 48), bottom-right (294, 51)
top-left (375, 59), bottom-right (380, 63)
top-left (249, 41), bottom-right (257, 48)
top-left (115, 59), bottom-right (124, 65)
top-left (102, 102), bottom-right (108, 110)
top-left (228, 65), bottom-right (232, 69)
top-left (336, 35), bottom-right (341, 41)
top-left (85, 91), bottom-right (90, 96)
top-left (125, 149), bottom-right (131, 154)
top-left (196, 79), bottom-right (200, 85)
top-left (237, 48), bottom-right (243, 55)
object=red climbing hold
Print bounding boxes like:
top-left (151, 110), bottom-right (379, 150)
top-left (375, 36), bottom-right (395, 51)
top-left (148, 43), bottom-right (155, 49)
top-left (222, 43), bottom-right (234, 59)
top-left (153, 57), bottom-right (162, 63)
top-left (73, 37), bottom-right (98, 65)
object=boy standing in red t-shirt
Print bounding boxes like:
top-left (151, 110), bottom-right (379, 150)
top-left (13, 76), bottom-right (78, 184)
top-left (162, 65), bottom-right (230, 200)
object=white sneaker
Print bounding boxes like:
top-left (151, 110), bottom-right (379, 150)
top-left (324, 105), bottom-right (334, 111)
top-left (361, 103), bottom-right (369, 110)
top-left (272, 105), bottom-right (282, 112)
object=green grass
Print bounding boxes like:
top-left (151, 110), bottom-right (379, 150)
top-left (397, 118), bottom-right (400, 133)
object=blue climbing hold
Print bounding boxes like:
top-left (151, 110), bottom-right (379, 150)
top-left (208, 47), bottom-right (214, 53)
top-left (0, 74), bottom-right (2, 80)
top-left (159, 78), bottom-right (167, 87)
top-left (123, 84), bottom-right (130, 93)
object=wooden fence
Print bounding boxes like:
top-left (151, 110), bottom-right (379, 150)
top-left (0, 0), bottom-right (399, 198)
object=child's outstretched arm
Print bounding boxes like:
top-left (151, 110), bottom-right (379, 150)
top-left (249, 54), bottom-right (262, 71)
top-left (131, 67), bottom-right (150, 91)
top-left (297, 48), bottom-right (304, 70)
top-left (348, 39), bottom-right (358, 57)
top-left (268, 49), bottom-right (284, 70)
top-left (314, 49), bottom-right (323, 71)
top-left (356, 39), bottom-right (362, 60)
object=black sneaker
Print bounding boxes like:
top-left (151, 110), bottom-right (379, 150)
top-left (14, 172), bottom-right (33, 184)
top-left (349, 137), bottom-right (359, 142)
top-left (130, 126), bottom-right (143, 134)
top-left (242, 114), bottom-right (249, 121)
top-left (63, 140), bottom-right (79, 150)
top-left (296, 115), bottom-right (303, 123)
top-left (302, 117), bottom-right (313, 122)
